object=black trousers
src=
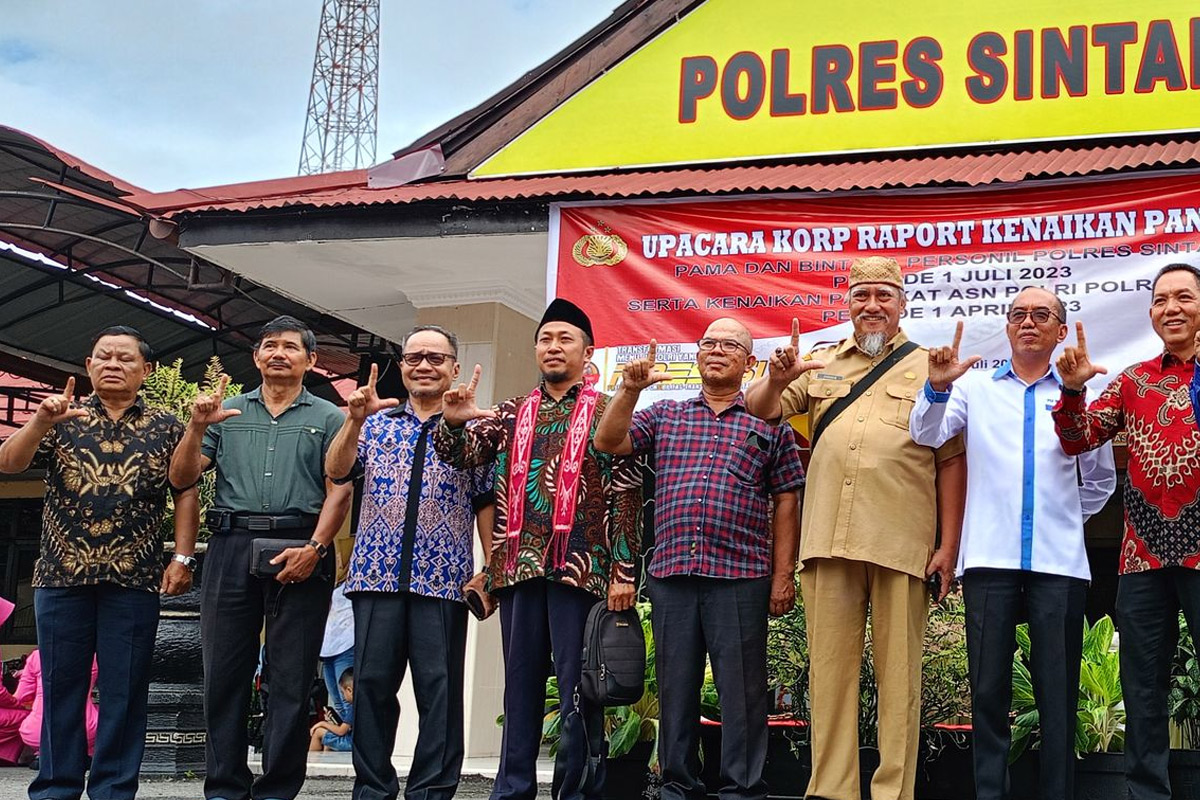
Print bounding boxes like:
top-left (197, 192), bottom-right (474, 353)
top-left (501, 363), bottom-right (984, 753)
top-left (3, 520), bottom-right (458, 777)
top-left (647, 575), bottom-right (770, 800)
top-left (200, 529), bottom-right (333, 800)
top-left (350, 591), bottom-right (468, 800)
top-left (31, 584), bottom-right (160, 800)
top-left (1117, 567), bottom-right (1200, 800)
top-left (491, 578), bottom-right (604, 800)
top-left (962, 568), bottom-right (1087, 800)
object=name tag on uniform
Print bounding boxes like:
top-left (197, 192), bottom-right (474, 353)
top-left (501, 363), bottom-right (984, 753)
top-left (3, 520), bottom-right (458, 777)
top-left (816, 373), bottom-right (844, 381)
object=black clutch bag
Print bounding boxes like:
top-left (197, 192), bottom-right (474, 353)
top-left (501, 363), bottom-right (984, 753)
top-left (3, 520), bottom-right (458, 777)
top-left (249, 538), bottom-right (300, 578)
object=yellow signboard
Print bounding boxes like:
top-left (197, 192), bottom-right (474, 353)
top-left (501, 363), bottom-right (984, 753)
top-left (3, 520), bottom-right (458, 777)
top-left (472, 0), bottom-right (1200, 178)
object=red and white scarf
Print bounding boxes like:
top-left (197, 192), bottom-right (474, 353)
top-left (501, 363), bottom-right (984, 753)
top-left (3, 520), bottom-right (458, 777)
top-left (504, 383), bottom-right (599, 571)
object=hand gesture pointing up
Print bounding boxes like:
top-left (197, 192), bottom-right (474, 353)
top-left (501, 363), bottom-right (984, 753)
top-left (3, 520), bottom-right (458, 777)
top-left (190, 374), bottom-right (241, 427)
top-left (768, 318), bottom-right (826, 385)
top-left (621, 340), bottom-right (673, 393)
top-left (35, 377), bottom-right (88, 426)
top-left (347, 363), bottom-right (400, 421)
top-left (442, 365), bottom-right (497, 427)
top-left (928, 321), bottom-right (982, 391)
top-left (1056, 322), bottom-right (1108, 392)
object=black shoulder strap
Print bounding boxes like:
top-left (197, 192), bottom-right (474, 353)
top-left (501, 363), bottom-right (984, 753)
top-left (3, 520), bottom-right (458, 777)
top-left (809, 340), bottom-right (920, 450)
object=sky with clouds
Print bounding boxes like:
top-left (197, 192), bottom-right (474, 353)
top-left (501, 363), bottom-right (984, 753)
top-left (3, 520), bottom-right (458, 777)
top-left (0, 1), bottom-right (613, 192)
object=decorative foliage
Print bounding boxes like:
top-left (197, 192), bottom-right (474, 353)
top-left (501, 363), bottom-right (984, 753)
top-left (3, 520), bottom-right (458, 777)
top-left (1170, 612), bottom-right (1200, 749)
top-left (764, 574), bottom-right (808, 726)
top-left (141, 357), bottom-right (242, 542)
top-left (760, 578), bottom-right (971, 749)
top-left (1010, 615), bottom-right (1126, 760)
top-left (921, 593), bottom-right (972, 727)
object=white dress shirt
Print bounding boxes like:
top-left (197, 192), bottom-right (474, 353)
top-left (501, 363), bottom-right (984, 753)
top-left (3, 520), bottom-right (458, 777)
top-left (910, 361), bottom-right (1116, 580)
top-left (320, 582), bottom-right (355, 658)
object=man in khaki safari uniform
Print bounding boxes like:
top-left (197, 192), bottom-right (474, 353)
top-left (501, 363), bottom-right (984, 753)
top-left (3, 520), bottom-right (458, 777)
top-left (745, 256), bottom-right (967, 800)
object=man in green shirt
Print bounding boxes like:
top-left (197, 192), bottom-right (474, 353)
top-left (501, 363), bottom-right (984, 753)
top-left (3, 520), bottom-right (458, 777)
top-left (170, 315), bottom-right (352, 800)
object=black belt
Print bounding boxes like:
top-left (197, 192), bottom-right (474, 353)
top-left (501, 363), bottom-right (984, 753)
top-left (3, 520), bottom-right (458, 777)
top-left (206, 509), bottom-right (319, 532)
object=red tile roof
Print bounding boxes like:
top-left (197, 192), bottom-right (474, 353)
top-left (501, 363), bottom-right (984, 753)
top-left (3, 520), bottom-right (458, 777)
top-left (135, 138), bottom-right (1200, 217)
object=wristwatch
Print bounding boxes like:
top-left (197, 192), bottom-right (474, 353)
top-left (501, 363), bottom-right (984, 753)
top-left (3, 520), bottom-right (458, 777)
top-left (172, 553), bottom-right (197, 571)
top-left (305, 539), bottom-right (329, 558)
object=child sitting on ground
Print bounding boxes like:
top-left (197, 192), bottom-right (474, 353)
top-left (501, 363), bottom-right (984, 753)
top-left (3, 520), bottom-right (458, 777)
top-left (309, 667), bottom-right (353, 752)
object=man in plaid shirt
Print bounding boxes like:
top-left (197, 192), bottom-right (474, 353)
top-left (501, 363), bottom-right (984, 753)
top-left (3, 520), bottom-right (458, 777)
top-left (595, 317), bottom-right (810, 800)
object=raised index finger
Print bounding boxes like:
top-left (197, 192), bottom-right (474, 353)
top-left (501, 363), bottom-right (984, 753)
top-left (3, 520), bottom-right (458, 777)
top-left (1075, 321), bottom-right (1088, 352)
top-left (951, 320), bottom-right (964, 352)
top-left (647, 339), bottom-right (657, 364)
top-left (467, 364), bottom-right (482, 392)
top-left (215, 374), bottom-right (230, 399)
top-left (790, 318), bottom-right (800, 350)
top-left (62, 376), bottom-right (75, 400)
top-left (367, 362), bottom-right (379, 389)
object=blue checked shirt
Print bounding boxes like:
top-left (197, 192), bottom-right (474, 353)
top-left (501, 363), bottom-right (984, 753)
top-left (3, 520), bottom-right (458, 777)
top-left (343, 404), bottom-right (494, 599)
top-left (628, 394), bottom-right (805, 579)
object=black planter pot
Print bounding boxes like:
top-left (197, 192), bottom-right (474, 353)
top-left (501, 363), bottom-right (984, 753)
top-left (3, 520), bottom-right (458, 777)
top-left (1170, 748), bottom-right (1200, 800)
top-left (762, 727), bottom-right (811, 799)
top-left (141, 555), bottom-right (206, 777)
top-left (701, 724), bottom-right (877, 799)
top-left (1010, 748), bottom-right (1200, 800)
top-left (916, 727), bottom-right (974, 800)
top-left (1074, 752), bottom-right (1125, 800)
top-left (604, 740), bottom-right (656, 800)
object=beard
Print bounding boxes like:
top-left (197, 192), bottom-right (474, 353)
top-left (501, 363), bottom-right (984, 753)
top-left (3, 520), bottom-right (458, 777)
top-left (541, 368), bottom-right (572, 385)
top-left (855, 331), bottom-right (887, 357)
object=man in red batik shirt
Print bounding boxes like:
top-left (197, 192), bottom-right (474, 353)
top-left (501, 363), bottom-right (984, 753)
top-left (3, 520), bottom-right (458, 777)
top-left (1053, 263), bottom-right (1200, 800)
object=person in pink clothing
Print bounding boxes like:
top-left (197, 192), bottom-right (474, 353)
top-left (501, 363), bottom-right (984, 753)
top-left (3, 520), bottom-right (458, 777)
top-left (0, 596), bottom-right (30, 765)
top-left (17, 650), bottom-right (99, 756)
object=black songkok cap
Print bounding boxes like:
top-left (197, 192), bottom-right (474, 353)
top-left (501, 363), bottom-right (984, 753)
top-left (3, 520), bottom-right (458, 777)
top-left (536, 298), bottom-right (594, 343)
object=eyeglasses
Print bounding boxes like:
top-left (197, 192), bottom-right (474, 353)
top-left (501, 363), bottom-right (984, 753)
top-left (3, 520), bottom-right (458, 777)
top-left (1006, 308), bottom-right (1062, 324)
top-left (697, 338), bottom-right (750, 354)
top-left (401, 351), bottom-right (455, 366)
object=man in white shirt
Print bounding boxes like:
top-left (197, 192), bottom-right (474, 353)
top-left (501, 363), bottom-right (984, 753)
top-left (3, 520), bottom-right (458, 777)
top-left (910, 287), bottom-right (1116, 800)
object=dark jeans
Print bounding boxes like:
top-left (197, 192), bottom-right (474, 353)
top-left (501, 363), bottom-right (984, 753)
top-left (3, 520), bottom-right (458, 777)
top-left (31, 583), bottom-right (159, 800)
top-left (1117, 567), bottom-right (1200, 800)
top-left (200, 530), bottom-right (333, 800)
top-left (491, 579), bottom-right (604, 800)
top-left (647, 575), bottom-right (770, 800)
top-left (350, 592), bottom-right (468, 800)
top-left (962, 568), bottom-right (1087, 800)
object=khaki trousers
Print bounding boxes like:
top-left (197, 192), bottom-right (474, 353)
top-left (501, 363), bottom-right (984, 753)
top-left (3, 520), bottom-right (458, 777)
top-left (800, 557), bottom-right (927, 800)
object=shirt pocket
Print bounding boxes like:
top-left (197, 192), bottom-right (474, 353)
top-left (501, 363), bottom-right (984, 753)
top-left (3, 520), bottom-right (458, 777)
top-left (726, 441), bottom-right (770, 487)
top-left (882, 382), bottom-right (918, 430)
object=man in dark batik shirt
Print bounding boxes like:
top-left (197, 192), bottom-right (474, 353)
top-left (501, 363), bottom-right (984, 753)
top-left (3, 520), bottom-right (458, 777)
top-left (433, 299), bottom-right (642, 800)
top-left (0, 326), bottom-right (198, 800)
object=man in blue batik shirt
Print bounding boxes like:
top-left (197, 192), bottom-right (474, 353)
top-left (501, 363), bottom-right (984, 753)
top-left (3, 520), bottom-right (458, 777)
top-left (910, 288), bottom-right (1115, 800)
top-left (326, 325), bottom-right (494, 800)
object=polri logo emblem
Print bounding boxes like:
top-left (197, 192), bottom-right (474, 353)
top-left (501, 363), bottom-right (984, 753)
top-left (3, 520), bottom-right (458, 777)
top-left (572, 219), bottom-right (627, 268)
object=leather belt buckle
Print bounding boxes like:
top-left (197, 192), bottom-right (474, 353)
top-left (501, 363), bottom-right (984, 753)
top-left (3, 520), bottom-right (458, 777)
top-left (246, 517), bottom-right (273, 531)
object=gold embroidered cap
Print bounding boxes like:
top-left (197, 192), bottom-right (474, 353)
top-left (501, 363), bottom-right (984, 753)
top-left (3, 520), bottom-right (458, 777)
top-left (848, 256), bottom-right (903, 289)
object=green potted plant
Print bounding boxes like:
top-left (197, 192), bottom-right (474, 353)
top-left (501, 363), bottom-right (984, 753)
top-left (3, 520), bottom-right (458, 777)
top-left (915, 594), bottom-right (973, 800)
top-left (1168, 612), bottom-right (1200, 792)
top-left (138, 357), bottom-right (240, 777)
top-left (143, 357), bottom-right (242, 546)
top-left (1008, 615), bottom-right (1125, 798)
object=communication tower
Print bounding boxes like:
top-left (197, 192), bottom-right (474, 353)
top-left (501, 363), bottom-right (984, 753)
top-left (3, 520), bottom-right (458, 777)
top-left (298, 0), bottom-right (380, 174)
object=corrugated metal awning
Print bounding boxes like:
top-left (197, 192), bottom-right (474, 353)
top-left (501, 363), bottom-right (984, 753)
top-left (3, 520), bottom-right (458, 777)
top-left (136, 137), bottom-right (1200, 217)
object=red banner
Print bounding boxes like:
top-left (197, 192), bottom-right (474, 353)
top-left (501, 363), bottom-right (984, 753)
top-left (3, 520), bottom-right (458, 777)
top-left (553, 174), bottom-right (1200, 347)
top-left (550, 174), bottom-right (1200, 401)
